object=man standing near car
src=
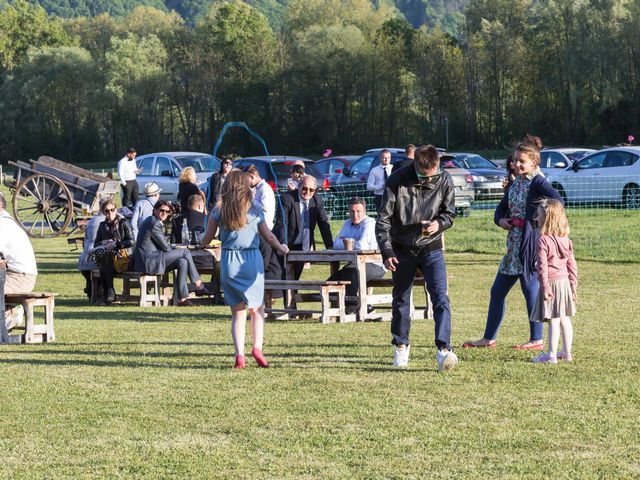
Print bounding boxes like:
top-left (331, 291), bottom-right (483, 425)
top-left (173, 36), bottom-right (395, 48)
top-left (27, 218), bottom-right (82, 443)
top-left (118, 147), bottom-right (141, 209)
top-left (274, 175), bottom-right (333, 280)
top-left (392, 144), bottom-right (416, 172)
top-left (367, 149), bottom-right (393, 213)
top-left (207, 158), bottom-right (233, 210)
top-left (376, 144), bottom-right (458, 372)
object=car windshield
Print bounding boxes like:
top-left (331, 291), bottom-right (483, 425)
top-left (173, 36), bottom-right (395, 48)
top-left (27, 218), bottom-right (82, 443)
top-left (453, 154), bottom-right (496, 169)
top-left (567, 151), bottom-right (593, 162)
top-left (175, 155), bottom-right (219, 173)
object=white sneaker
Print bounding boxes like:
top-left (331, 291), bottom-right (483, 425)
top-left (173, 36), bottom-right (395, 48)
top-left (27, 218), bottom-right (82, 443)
top-left (436, 349), bottom-right (458, 372)
top-left (4, 305), bottom-right (24, 331)
top-left (393, 344), bottom-right (410, 367)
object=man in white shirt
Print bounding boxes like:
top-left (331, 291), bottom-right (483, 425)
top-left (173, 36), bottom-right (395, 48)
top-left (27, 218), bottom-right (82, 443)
top-left (245, 165), bottom-right (281, 285)
top-left (117, 147), bottom-right (141, 208)
top-left (0, 192), bottom-right (38, 294)
top-left (328, 197), bottom-right (386, 314)
top-left (131, 182), bottom-right (162, 239)
top-left (367, 149), bottom-right (393, 213)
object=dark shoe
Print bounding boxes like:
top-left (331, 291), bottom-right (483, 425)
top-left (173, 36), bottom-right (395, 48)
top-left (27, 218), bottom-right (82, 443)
top-left (195, 285), bottom-right (212, 297)
top-left (213, 294), bottom-right (225, 306)
top-left (105, 288), bottom-right (116, 304)
top-left (367, 305), bottom-right (376, 314)
top-left (177, 299), bottom-right (194, 307)
top-left (345, 305), bottom-right (357, 315)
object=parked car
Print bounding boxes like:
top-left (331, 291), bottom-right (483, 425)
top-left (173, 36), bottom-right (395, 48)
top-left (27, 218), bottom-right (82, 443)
top-left (336, 149), bottom-right (475, 216)
top-left (314, 155), bottom-right (359, 188)
top-left (540, 148), bottom-right (596, 176)
top-left (135, 152), bottom-right (220, 201)
top-left (546, 146), bottom-right (640, 208)
top-left (233, 155), bottom-right (326, 195)
top-left (445, 153), bottom-right (505, 200)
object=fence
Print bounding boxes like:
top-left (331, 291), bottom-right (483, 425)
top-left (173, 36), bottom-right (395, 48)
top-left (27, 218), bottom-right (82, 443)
top-left (312, 176), bottom-right (640, 221)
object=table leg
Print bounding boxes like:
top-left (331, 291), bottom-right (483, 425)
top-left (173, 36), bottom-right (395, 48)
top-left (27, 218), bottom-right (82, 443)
top-left (356, 256), bottom-right (368, 322)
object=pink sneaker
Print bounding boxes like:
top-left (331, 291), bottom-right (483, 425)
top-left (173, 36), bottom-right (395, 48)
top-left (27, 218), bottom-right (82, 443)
top-left (530, 352), bottom-right (558, 364)
top-left (234, 355), bottom-right (246, 369)
top-left (556, 352), bottom-right (573, 362)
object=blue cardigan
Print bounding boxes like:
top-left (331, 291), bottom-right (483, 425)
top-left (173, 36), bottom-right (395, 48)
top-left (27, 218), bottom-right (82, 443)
top-left (494, 173), bottom-right (563, 279)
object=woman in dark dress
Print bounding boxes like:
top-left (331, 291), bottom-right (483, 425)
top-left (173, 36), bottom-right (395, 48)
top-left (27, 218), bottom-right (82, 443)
top-left (93, 199), bottom-right (135, 304)
top-left (177, 166), bottom-right (205, 214)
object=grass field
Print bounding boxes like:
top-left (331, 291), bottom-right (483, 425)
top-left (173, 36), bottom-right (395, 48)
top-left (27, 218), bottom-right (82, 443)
top-left (1, 206), bottom-right (639, 479)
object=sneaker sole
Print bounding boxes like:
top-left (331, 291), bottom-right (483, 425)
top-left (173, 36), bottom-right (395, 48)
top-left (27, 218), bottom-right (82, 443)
top-left (439, 355), bottom-right (458, 372)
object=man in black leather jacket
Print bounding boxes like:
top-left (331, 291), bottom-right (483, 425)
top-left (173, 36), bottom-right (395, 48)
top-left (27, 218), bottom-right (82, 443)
top-left (134, 200), bottom-right (209, 306)
top-left (376, 145), bottom-right (458, 371)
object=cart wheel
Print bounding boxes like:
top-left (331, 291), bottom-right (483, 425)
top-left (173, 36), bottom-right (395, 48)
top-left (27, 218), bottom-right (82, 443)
top-left (12, 173), bottom-right (73, 237)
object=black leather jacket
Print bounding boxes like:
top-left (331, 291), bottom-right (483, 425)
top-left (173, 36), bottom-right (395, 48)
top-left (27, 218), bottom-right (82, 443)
top-left (94, 215), bottom-right (135, 251)
top-left (376, 164), bottom-right (455, 260)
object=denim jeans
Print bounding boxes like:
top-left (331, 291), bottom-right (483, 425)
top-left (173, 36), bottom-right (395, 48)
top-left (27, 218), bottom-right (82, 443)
top-left (391, 248), bottom-right (451, 350)
top-left (483, 272), bottom-right (542, 342)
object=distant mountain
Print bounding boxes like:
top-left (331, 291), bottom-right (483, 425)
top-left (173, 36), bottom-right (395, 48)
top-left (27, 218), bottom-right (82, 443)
top-left (10, 0), bottom-right (469, 32)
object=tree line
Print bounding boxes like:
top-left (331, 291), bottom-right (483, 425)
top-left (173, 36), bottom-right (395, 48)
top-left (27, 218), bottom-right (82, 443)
top-left (1, 0), bottom-right (639, 165)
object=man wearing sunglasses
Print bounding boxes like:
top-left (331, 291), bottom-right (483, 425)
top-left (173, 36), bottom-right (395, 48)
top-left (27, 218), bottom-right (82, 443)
top-left (134, 200), bottom-right (210, 306)
top-left (207, 157), bottom-right (233, 210)
top-left (274, 175), bottom-right (333, 280)
top-left (376, 145), bottom-right (458, 372)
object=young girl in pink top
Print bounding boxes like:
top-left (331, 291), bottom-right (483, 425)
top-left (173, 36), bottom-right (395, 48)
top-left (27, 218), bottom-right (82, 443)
top-left (530, 199), bottom-right (578, 363)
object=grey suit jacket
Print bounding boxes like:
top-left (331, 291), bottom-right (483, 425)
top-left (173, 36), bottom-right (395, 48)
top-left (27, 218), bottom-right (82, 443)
top-left (133, 215), bottom-right (173, 274)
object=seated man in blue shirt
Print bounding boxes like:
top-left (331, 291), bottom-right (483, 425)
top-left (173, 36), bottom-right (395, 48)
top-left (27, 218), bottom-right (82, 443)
top-left (328, 197), bottom-right (387, 314)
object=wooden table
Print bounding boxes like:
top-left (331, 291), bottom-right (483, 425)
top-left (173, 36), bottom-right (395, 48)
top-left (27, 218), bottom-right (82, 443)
top-left (285, 250), bottom-right (383, 321)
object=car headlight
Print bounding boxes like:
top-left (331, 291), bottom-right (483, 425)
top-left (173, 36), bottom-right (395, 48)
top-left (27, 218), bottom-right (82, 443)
top-left (471, 175), bottom-right (487, 182)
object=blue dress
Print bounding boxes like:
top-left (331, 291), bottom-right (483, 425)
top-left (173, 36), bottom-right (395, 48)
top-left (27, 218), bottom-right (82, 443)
top-left (211, 206), bottom-right (265, 308)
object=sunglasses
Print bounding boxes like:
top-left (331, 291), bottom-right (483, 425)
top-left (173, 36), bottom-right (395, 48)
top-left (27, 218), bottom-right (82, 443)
top-left (158, 208), bottom-right (171, 214)
top-left (223, 162), bottom-right (232, 166)
top-left (301, 187), bottom-right (316, 193)
top-left (103, 207), bottom-right (116, 213)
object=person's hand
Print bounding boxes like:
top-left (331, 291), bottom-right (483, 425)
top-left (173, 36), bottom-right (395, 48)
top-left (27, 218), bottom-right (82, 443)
top-left (135, 167), bottom-right (143, 174)
top-left (384, 257), bottom-right (399, 271)
top-left (572, 291), bottom-right (578, 303)
top-left (544, 290), bottom-right (554, 301)
top-left (426, 221), bottom-right (439, 235)
top-left (498, 218), bottom-right (513, 230)
top-left (278, 244), bottom-right (289, 255)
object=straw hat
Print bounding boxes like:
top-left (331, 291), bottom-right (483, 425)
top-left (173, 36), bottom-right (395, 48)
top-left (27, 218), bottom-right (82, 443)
top-left (144, 182), bottom-right (162, 196)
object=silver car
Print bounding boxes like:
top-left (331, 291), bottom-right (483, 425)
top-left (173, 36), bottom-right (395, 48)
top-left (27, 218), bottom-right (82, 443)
top-left (540, 148), bottom-right (596, 176)
top-left (135, 152), bottom-right (220, 201)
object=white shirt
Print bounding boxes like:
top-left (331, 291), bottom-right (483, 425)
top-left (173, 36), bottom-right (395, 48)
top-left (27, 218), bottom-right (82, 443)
top-left (332, 216), bottom-right (385, 269)
top-left (0, 210), bottom-right (38, 275)
top-left (253, 179), bottom-right (276, 230)
top-left (118, 156), bottom-right (138, 185)
top-left (293, 200), bottom-right (310, 245)
top-left (367, 164), bottom-right (393, 196)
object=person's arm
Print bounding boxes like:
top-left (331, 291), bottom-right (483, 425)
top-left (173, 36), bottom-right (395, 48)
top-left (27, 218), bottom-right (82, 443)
top-left (357, 219), bottom-right (377, 250)
top-left (376, 181), bottom-right (397, 265)
top-left (567, 240), bottom-right (578, 301)
top-left (272, 193), bottom-right (289, 244)
top-left (535, 175), bottom-right (563, 204)
top-left (117, 159), bottom-right (127, 186)
top-left (332, 222), bottom-right (349, 250)
top-left (150, 219), bottom-right (173, 252)
top-left (119, 219), bottom-right (135, 249)
top-left (258, 222), bottom-right (289, 255)
top-left (537, 237), bottom-right (552, 300)
top-left (93, 223), bottom-right (105, 248)
top-left (131, 204), bottom-right (140, 238)
top-left (433, 175), bottom-right (456, 233)
top-left (314, 195), bottom-right (333, 249)
top-left (366, 168), bottom-right (378, 192)
top-left (202, 213), bottom-right (218, 245)
top-left (494, 184), bottom-right (511, 228)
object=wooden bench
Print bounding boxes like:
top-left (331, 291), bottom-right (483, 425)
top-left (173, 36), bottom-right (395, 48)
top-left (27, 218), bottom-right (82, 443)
top-left (362, 276), bottom-right (435, 321)
top-left (264, 279), bottom-right (350, 324)
top-left (4, 292), bottom-right (56, 344)
top-left (66, 237), bottom-right (84, 251)
top-left (90, 270), bottom-right (170, 307)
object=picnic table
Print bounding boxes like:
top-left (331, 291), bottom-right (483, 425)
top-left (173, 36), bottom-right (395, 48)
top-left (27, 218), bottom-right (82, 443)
top-left (285, 249), bottom-right (382, 321)
top-left (0, 260), bottom-right (7, 343)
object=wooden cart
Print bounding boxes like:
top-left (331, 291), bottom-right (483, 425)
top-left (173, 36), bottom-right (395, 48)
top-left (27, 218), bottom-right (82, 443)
top-left (5, 156), bottom-right (120, 237)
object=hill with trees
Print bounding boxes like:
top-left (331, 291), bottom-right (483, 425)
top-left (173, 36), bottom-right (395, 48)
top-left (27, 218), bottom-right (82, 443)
top-left (3, 0), bottom-right (469, 31)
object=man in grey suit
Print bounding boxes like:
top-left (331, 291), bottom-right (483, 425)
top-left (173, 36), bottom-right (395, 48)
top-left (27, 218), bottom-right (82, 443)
top-left (134, 200), bottom-right (210, 306)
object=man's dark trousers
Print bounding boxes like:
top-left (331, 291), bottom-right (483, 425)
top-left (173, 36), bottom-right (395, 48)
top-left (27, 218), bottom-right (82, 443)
top-left (391, 248), bottom-right (451, 350)
top-left (121, 180), bottom-right (139, 208)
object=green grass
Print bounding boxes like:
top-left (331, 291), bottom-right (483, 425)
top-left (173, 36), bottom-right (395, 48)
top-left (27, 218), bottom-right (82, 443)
top-left (1, 204), bottom-right (640, 478)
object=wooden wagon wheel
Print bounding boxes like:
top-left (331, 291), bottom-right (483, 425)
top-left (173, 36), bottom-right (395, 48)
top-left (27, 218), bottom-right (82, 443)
top-left (12, 173), bottom-right (73, 237)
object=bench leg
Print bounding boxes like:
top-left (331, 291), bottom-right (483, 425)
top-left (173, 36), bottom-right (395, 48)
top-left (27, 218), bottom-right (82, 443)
top-left (320, 286), bottom-right (331, 324)
top-left (45, 297), bottom-right (55, 342)
top-left (336, 286), bottom-right (346, 323)
top-left (23, 300), bottom-right (35, 344)
top-left (91, 273), bottom-right (101, 305)
top-left (139, 276), bottom-right (162, 307)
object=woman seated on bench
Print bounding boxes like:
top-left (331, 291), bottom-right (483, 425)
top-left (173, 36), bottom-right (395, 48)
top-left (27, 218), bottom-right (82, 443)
top-left (93, 199), bottom-right (135, 305)
top-left (134, 199), bottom-right (210, 306)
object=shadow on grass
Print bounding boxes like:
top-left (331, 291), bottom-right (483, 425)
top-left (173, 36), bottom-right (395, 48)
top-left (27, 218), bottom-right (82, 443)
top-left (55, 309), bottom-right (231, 323)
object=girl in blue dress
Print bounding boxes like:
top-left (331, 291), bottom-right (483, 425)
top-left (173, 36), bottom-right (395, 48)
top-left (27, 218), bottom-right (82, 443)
top-left (203, 169), bottom-right (289, 369)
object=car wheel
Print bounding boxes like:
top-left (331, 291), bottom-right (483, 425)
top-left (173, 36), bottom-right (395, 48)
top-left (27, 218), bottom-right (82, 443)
top-left (623, 184), bottom-right (640, 209)
top-left (551, 183), bottom-right (567, 205)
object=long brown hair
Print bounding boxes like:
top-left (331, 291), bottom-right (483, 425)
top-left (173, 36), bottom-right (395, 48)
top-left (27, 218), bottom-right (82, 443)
top-left (216, 169), bottom-right (252, 231)
top-left (538, 199), bottom-right (570, 236)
